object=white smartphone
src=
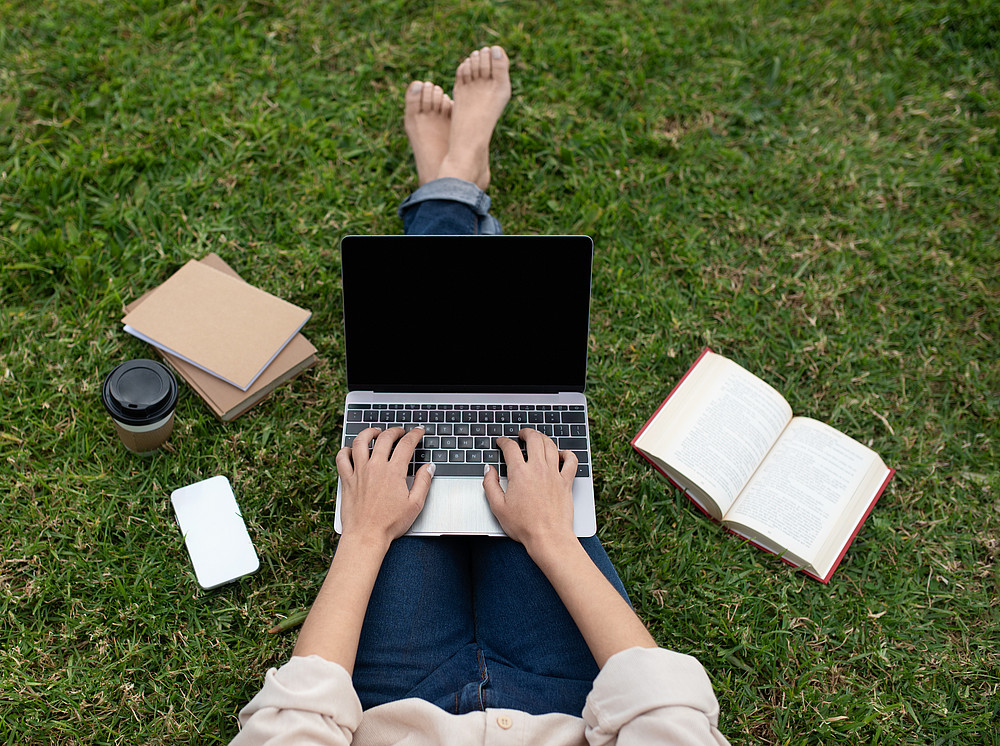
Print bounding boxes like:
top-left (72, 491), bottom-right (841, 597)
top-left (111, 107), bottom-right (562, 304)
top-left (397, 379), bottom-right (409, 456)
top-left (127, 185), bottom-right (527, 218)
top-left (171, 475), bottom-right (260, 589)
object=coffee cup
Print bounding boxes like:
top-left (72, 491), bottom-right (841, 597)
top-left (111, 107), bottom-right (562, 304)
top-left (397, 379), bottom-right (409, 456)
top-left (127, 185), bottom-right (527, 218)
top-left (101, 359), bottom-right (179, 454)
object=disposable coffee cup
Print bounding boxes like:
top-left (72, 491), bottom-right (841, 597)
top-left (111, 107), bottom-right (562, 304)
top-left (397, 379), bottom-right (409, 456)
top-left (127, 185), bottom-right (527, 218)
top-left (101, 359), bottom-right (179, 454)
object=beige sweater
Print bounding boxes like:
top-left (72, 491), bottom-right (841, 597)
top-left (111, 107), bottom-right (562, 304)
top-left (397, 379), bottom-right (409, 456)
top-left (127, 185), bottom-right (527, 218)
top-left (232, 646), bottom-right (730, 745)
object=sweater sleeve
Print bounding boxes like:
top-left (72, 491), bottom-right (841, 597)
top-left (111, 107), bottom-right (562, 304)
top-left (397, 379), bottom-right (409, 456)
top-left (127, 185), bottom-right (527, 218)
top-left (582, 647), bottom-right (730, 746)
top-left (230, 655), bottom-right (363, 745)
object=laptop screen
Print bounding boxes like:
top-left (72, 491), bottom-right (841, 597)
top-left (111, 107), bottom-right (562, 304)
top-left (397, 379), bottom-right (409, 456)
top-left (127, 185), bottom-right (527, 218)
top-left (341, 235), bottom-right (593, 393)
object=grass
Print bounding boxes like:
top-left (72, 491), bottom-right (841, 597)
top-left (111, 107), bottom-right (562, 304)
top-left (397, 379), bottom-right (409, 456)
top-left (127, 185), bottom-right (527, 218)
top-left (2, 0), bottom-right (998, 742)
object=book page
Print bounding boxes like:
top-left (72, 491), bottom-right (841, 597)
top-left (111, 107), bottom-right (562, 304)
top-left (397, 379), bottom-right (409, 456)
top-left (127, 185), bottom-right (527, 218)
top-left (633, 352), bottom-right (792, 516)
top-left (724, 417), bottom-right (881, 565)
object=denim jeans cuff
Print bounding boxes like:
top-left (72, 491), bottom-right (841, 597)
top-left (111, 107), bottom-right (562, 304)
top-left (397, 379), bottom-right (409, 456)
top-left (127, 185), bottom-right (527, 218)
top-left (397, 177), bottom-right (493, 219)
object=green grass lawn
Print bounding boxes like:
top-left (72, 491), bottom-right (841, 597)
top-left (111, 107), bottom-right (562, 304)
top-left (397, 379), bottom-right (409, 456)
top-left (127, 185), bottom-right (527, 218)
top-left (2, 0), bottom-right (998, 742)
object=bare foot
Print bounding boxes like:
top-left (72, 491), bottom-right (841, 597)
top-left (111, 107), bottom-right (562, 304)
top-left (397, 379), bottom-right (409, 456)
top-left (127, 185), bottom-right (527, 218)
top-left (404, 80), bottom-right (453, 186)
top-left (437, 45), bottom-right (511, 191)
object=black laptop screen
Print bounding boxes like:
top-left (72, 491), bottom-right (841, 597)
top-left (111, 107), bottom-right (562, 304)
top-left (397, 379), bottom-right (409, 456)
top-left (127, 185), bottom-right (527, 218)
top-left (341, 235), bottom-right (593, 393)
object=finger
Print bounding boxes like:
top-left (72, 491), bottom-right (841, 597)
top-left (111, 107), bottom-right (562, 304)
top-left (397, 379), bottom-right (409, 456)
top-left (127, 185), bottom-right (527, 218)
top-left (335, 446), bottom-right (355, 479)
top-left (391, 426), bottom-right (426, 466)
top-left (371, 426), bottom-right (405, 460)
top-left (482, 464), bottom-right (505, 506)
top-left (353, 427), bottom-right (381, 466)
top-left (559, 449), bottom-right (579, 485)
top-left (409, 461), bottom-right (436, 504)
top-left (520, 428), bottom-right (551, 462)
top-left (496, 436), bottom-right (525, 467)
top-left (542, 432), bottom-right (560, 463)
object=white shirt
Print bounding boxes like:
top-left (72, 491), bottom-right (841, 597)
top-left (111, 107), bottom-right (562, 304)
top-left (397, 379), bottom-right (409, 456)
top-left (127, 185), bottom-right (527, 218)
top-left (232, 646), bottom-right (731, 745)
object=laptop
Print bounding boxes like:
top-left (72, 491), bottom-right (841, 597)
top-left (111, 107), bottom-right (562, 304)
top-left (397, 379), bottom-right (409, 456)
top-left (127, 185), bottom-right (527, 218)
top-left (334, 235), bottom-right (598, 537)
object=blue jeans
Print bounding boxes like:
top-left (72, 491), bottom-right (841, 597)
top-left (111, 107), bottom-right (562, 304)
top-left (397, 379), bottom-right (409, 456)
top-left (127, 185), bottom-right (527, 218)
top-left (351, 179), bottom-right (629, 717)
top-left (398, 177), bottom-right (503, 235)
top-left (352, 536), bottom-right (630, 716)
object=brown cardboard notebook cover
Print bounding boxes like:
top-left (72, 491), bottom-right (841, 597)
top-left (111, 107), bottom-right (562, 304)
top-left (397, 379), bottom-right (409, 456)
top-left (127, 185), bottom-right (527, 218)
top-left (122, 259), bottom-right (311, 390)
top-left (127, 255), bottom-right (318, 421)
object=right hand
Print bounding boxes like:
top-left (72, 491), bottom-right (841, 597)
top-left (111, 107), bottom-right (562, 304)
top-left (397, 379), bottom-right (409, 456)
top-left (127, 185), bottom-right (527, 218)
top-left (482, 428), bottom-right (578, 553)
top-left (335, 426), bottom-right (434, 548)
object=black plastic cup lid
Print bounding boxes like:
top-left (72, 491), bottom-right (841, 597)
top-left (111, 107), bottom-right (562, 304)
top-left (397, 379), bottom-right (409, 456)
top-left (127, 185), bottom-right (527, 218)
top-left (101, 359), bottom-right (178, 426)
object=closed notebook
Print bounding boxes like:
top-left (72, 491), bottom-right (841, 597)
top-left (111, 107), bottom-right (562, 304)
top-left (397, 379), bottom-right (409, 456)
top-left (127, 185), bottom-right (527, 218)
top-left (126, 254), bottom-right (318, 420)
top-left (168, 335), bottom-right (317, 421)
top-left (122, 259), bottom-right (311, 391)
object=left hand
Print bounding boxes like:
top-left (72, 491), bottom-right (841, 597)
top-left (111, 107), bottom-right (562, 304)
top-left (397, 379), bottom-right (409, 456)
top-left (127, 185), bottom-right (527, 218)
top-left (335, 426), bottom-right (433, 546)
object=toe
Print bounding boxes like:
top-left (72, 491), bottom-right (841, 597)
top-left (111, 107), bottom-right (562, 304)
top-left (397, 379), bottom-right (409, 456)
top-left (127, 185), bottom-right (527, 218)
top-left (468, 49), bottom-right (481, 80)
top-left (479, 46), bottom-right (493, 77)
top-left (489, 46), bottom-right (509, 77)
top-left (474, 47), bottom-right (491, 79)
top-left (456, 57), bottom-right (471, 85)
top-left (431, 84), bottom-right (444, 112)
top-left (420, 79), bottom-right (434, 112)
top-left (405, 80), bottom-right (423, 109)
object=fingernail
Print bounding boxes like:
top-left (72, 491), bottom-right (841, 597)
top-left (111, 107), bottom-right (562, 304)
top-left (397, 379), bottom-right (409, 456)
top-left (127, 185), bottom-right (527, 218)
top-left (410, 80), bottom-right (422, 92)
top-left (492, 46), bottom-right (502, 59)
top-left (483, 464), bottom-right (490, 476)
top-left (427, 463), bottom-right (436, 477)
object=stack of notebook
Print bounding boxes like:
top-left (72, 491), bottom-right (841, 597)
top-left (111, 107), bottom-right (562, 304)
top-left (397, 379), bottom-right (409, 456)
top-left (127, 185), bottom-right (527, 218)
top-left (124, 254), bottom-right (318, 421)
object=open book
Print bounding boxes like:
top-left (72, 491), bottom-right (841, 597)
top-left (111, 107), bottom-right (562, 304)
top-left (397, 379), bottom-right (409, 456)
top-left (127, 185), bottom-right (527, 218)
top-left (631, 348), bottom-right (894, 582)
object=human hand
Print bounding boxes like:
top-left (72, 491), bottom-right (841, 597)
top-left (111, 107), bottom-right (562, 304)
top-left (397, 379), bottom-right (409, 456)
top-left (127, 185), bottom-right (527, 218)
top-left (335, 426), bottom-right (434, 548)
top-left (482, 428), bottom-right (578, 555)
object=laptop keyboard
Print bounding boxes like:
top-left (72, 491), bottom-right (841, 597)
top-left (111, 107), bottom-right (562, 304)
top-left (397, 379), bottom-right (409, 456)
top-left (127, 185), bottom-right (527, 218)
top-left (343, 403), bottom-right (590, 478)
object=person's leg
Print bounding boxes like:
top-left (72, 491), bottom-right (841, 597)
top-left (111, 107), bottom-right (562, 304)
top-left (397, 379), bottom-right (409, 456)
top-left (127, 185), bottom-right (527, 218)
top-left (398, 46), bottom-right (510, 236)
top-left (437, 45), bottom-right (510, 193)
top-left (469, 535), bottom-right (632, 716)
top-left (352, 536), bottom-right (481, 711)
top-left (403, 79), bottom-right (452, 188)
top-left (400, 179), bottom-right (502, 236)
top-left (353, 46), bottom-right (523, 713)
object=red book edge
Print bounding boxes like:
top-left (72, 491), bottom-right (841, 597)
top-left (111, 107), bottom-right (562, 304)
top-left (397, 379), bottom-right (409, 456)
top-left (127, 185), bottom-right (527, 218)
top-left (630, 347), bottom-right (896, 583)
top-left (812, 466), bottom-right (895, 582)
top-left (630, 346), bottom-right (714, 450)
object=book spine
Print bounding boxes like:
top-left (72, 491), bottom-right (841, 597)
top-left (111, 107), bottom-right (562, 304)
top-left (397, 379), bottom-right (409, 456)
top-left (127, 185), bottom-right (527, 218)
top-left (631, 446), bottom-right (721, 523)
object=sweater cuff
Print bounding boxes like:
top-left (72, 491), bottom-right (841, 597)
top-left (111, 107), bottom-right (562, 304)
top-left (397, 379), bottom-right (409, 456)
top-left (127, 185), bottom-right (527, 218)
top-left (238, 655), bottom-right (363, 727)
top-left (583, 647), bottom-right (721, 732)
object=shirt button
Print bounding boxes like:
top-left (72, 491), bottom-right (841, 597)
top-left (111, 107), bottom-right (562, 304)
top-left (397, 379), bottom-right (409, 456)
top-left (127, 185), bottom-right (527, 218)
top-left (497, 715), bottom-right (513, 730)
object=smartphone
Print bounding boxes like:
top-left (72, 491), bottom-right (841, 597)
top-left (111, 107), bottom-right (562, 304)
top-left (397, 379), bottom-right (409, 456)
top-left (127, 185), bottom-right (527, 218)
top-left (171, 475), bottom-right (260, 589)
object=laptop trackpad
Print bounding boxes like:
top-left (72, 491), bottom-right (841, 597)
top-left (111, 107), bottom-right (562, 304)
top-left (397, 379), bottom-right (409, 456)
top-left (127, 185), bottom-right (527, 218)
top-left (406, 477), bottom-right (505, 536)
